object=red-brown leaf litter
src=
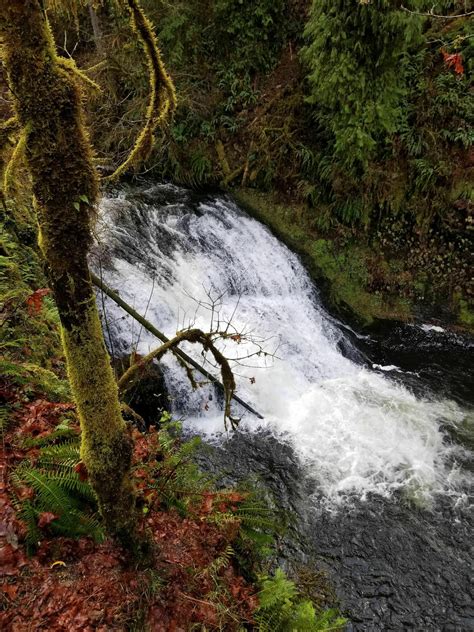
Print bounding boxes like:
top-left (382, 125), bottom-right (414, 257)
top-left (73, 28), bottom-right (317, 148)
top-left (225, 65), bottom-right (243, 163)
top-left (1, 385), bottom-right (258, 630)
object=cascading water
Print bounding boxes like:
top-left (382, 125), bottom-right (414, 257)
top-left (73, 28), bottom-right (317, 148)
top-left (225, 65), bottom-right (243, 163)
top-left (93, 183), bottom-right (471, 506)
top-left (92, 183), bottom-right (473, 629)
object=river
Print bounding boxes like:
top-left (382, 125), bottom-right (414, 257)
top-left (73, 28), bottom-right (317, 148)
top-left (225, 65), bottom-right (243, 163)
top-left (92, 182), bottom-right (473, 631)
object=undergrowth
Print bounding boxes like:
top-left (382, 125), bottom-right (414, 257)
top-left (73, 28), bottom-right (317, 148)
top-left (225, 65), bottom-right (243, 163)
top-left (8, 409), bottom-right (346, 630)
top-left (254, 569), bottom-right (346, 631)
top-left (1, 206), bottom-right (68, 398)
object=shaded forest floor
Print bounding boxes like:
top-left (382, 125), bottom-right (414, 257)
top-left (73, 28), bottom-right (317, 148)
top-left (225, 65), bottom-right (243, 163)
top-left (1, 391), bottom-right (257, 630)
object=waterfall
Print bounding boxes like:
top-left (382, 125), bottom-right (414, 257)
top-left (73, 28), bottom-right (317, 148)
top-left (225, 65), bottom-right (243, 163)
top-left (92, 183), bottom-right (472, 506)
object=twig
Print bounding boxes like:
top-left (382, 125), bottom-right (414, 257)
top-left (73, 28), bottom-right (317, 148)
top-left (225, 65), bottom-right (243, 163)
top-left (401, 5), bottom-right (474, 18)
top-left (90, 272), bottom-right (264, 421)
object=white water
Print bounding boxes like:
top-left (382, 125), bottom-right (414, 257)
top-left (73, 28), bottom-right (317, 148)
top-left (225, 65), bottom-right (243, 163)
top-left (93, 184), bottom-right (471, 505)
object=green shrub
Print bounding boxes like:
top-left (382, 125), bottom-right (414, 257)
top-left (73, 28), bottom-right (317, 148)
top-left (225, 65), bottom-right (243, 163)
top-left (254, 568), bottom-right (347, 631)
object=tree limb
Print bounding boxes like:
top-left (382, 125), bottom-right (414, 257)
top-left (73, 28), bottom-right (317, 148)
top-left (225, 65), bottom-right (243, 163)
top-left (91, 271), bottom-right (264, 421)
top-left (401, 5), bottom-right (474, 19)
top-left (117, 328), bottom-right (240, 430)
top-left (104, 0), bottom-right (177, 181)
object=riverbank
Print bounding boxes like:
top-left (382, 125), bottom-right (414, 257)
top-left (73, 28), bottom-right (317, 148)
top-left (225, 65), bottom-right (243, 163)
top-left (235, 188), bottom-right (473, 332)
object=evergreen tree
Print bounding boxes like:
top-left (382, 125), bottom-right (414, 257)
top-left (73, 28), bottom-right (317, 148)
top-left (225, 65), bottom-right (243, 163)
top-left (301, 0), bottom-right (424, 168)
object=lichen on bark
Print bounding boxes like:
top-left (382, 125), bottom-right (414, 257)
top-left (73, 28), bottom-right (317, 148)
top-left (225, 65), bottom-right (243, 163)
top-left (1, 0), bottom-right (136, 540)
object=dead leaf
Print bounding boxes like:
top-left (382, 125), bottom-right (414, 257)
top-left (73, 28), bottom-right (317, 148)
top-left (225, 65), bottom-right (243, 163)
top-left (74, 461), bottom-right (88, 481)
top-left (38, 512), bottom-right (59, 528)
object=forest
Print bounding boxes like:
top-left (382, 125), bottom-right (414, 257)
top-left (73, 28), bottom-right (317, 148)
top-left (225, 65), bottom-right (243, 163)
top-left (1, 1), bottom-right (473, 630)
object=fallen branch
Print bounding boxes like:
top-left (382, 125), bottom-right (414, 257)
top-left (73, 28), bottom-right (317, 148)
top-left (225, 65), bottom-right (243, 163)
top-left (117, 329), bottom-right (238, 429)
top-left (91, 272), bottom-right (264, 422)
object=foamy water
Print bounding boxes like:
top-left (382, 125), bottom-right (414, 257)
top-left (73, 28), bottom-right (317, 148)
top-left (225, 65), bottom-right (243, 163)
top-left (92, 184), bottom-right (472, 505)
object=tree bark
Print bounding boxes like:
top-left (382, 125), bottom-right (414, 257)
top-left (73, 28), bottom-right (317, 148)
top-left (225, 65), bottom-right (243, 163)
top-left (88, 4), bottom-right (104, 55)
top-left (1, 0), bottom-right (136, 542)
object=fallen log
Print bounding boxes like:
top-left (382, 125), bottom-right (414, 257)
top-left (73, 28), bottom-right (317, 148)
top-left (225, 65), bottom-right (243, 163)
top-left (91, 271), bottom-right (265, 421)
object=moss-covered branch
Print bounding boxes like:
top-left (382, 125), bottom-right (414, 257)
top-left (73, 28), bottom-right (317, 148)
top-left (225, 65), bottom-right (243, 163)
top-left (3, 126), bottom-right (28, 196)
top-left (118, 328), bottom-right (239, 430)
top-left (105, 0), bottom-right (177, 180)
top-left (91, 271), bottom-right (264, 419)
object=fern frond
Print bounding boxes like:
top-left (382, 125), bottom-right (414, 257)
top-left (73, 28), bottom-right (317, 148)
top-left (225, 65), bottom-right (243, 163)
top-left (15, 500), bottom-right (42, 554)
top-left (254, 569), bottom-right (347, 631)
top-left (13, 465), bottom-right (81, 514)
top-left (51, 511), bottom-right (105, 542)
top-left (11, 457), bottom-right (104, 548)
top-left (204, 544), bottom-right (234, 580)
top-left (36, 439), bottom-right (80, 465)
top-left (0, 405), bottom-right (13, 436)
top-left (47, 471), bottom-right (97, 503)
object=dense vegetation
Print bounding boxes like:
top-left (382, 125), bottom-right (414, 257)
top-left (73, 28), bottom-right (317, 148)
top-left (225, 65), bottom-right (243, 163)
top-left (1, 0), bottom-right (472, 629)
top-left (3, 1), bottom-right (472, 324)
top-left (65, 0), bottom-right (472, 325)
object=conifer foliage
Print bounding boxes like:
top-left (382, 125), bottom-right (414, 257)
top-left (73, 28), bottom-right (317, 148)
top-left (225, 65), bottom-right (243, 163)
top-left (301, 0), bottom-right (424, 167)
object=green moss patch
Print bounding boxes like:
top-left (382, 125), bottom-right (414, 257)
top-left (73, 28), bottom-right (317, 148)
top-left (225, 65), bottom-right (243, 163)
top-left (235, 189), bottom-right (412, 326)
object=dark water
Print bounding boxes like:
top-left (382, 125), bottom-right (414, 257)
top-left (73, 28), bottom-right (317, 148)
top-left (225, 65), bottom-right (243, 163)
top-left (197, 430), bottom-right (473, 631)
top-left (196, 322), bottom-right (474, 631)
top-left (355, 321), bottom-right (474, 408)
top-left (97, 184), bottom-right (474, 631)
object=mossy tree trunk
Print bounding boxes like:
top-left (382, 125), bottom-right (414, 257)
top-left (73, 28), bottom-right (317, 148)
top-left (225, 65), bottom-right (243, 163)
top-left (1, 1), bottom-right (136, 541)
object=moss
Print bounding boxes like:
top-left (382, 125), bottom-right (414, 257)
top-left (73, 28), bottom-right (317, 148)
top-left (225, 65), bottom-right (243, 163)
top-left (62, 300), bottom-right (136, 535)
top-left (1, 0), bottom-right (136, 540)
top-left (235, 188), bottom-right (412, 325)
top-left (106, 0), bottom-right (176, 180)
top-left (3, 126), bottom-right (28, 197)
top-left (458, 300), bottom-right (474, 328)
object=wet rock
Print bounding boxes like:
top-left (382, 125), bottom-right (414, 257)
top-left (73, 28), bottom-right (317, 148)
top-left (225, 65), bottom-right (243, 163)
top-left (355, 320), bottom-right (474, 406)
top-left (195, 430), bottom-right (474, 631)
top-left (113, 355), bottom-right (170, 428)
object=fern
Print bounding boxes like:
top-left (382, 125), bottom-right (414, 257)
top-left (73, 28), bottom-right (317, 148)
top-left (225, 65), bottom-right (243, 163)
top-left (13, 465), bottom-right (80, 512)
top-left (190, 152), bottom-right (212, 184)
top-left (0, 404), bottom-right (13, 437)
top-left (147, 417), bottom-right (214, 515)
top-left (47, 470), bottom-right (96, 503)
top-left (254, 569), bottom-right (347, 632)
top-left (31, 430), bottom-right (79, 454)
top-left (199, 544), bottom-right (234, 581)
top-left (11, 431), bottom-right (104, 549)
top-left (0, 360), bottom-right (69, 401)
top-left (258, 568), bottom-right (298, 609)
top-left (22, 422), bottom-right (77, 449)
top-left (12, 498), bottom-right (42, 554)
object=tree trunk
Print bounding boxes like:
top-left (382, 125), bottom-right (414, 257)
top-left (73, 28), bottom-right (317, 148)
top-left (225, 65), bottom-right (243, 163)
top-left (1, 0), bottom-right (136, 542)
top-left (88, 4), bottom-right (104, 56)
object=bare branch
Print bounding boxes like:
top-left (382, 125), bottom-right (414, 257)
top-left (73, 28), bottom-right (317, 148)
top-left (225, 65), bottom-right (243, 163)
top-left (117, 328), bottom-right (240, 430)
top-left (400, 5), bottom-right (474, 19)
top-left (91, 273), bottom-right (266, 421)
